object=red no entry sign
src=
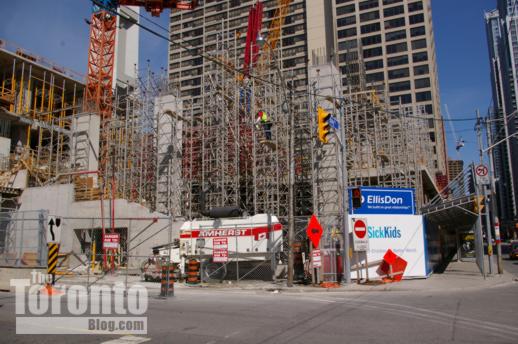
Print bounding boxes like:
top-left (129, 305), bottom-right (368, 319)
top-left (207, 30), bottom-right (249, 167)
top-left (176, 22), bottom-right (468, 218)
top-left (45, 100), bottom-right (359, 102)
top-left (353, 219), bottom-right (367, 239)
top-left (352, 218), bottom-right (369, 251)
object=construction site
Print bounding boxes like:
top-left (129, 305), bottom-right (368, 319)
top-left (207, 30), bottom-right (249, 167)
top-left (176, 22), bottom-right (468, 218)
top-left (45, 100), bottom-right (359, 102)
top-left (0, 0), bottom-right (447, 288)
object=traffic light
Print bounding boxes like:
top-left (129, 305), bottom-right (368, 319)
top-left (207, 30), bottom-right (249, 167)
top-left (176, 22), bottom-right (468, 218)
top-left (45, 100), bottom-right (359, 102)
top-left (473, 195), bottom-right (485, 214)
top-left (352, 187), bottom-right (362, 209)
top-left (317, 106), bottom-right (331, 143)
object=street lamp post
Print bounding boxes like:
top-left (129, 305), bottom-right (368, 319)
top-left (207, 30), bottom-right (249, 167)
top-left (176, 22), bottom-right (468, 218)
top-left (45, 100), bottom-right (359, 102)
top-left (483, 114), bottom-right (518, 273)
top-left (485, 117), bottom-right (503, 274)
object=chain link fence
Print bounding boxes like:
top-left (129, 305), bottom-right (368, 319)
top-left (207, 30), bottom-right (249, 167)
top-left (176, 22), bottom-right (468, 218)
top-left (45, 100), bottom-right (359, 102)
top-left (0, 210), bottom-right (348, 287)
top-left (0, 210), bottom-right (47, 267)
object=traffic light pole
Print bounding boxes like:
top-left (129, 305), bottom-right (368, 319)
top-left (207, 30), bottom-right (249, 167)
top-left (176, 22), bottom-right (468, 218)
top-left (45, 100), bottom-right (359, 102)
top-left (476, 110), bottom-right (493, 274)
top-left (485, 117), bottom-right (503, 274)
top-left (338, 100), bottom-right (351, 284)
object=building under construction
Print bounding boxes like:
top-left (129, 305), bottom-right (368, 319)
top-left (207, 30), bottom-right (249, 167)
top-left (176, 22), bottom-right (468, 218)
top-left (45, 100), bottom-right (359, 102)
top-left (0, 39), bottom-right (179, 271)
top-left (0, 0), bottom-right (443, 282)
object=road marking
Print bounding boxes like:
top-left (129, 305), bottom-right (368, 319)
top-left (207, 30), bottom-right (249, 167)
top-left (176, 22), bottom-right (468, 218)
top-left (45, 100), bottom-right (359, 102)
top-left (101, 336), bottom-right (151, 344)
top-left (224, 330), bottom-right (240, 338)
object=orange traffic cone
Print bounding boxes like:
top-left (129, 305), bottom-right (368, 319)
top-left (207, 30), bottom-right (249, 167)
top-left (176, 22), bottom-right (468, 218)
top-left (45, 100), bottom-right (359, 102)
top-left (40, 283), bottom-right (64, 296)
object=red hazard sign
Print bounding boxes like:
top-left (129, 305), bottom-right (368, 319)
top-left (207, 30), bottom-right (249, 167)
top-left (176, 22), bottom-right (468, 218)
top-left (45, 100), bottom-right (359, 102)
top-left (306, 215), bottom-right (323, 248)
top-left (103, 233), bottom-right (120, 249)
top-left (213, 237), bottom-right (228, 263)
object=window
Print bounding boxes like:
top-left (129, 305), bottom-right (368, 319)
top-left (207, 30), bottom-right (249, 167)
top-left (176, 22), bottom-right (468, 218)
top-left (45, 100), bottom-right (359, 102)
top-left (387, 55), bottom-right (408, 66)
top-left (429, 132), bottom-right (436, 142)
top-left (337, 4), bottom-right (356, 15)
top-left (383, 0), bottom-right (403, 4)
top-left (416, 91), bottom-right (432, 102)
top-left (425, 104), bottom-right (433, 114)
top-left (338, 39), bottom-right (358, 50)
top-left (337, 0), bottom-right (354, 4)
top-left (385, 17), bottom-right (406, 29)
top-left (361, 22), bottom-right (381, 34)
top-left (338, 27), bottom-right (358, 38)
top-left (363, 46), bottom-right (383, 58)
top-left (337, 15), bottom-right (356, 27)
top-left (389, 81), bottom-right (411, 92)
top-left (410, 26), bottom-right (425, 37)
top-left (386, 29), bottom-right (406, 41)
top-left (413, 51), bottom-right (428, 62)
top-left (366, 72), bottom-right (384, 83)
top-left (409, 13), bottom-right (424, 24)
top-left (344, 51), bottom-right (359, 62)
top-left (408, 1), bottom-right (423, 12)
top-left (365, 59), bottom-right (384, 70)
top-left (411, 39), bottom-right (427, 50)
top-left (390, 94), bottom-right (412, 104)
top-left (388, 67), bottom-right (409, 79)
top-left (359, 0), bottom-right (378, 11)
top-left (414, 64), bottom-right (429, 75)
top-left (362, 34), bottom-right (382, 46)
top-left (415, 78), bottom-right (431, 89)
top-left (360, 10), bottom-right (380, 22)
top-left (386, 42), bottom-right (407, 54)
top-left (340, 27), bottom-right (357, 38)
top-left (384, 5), bottom-right (404, 18)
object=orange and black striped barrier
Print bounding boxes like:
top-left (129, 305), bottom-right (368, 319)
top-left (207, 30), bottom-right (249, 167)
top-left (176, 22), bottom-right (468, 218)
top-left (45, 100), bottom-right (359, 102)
top-left (160, 264), bottom-right (175, 297)
top-left (47, 243), bottom-right (59, 284)
top-left (186, 259), bottom-right (200, 284)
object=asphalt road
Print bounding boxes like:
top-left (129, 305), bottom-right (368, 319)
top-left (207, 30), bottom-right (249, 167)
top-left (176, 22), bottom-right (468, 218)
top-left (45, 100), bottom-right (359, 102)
top-left (0, 276), bottom-right (517, 344)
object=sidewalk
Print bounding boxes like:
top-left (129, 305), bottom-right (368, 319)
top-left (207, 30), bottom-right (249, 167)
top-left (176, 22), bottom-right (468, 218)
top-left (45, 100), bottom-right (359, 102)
top-left (52, 259), bottom-right (517, 295)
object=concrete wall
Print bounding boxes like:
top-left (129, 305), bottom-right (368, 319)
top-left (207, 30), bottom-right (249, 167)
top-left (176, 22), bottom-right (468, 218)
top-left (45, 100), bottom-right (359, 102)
top-left (306, 0), bottom-right (336, 65)
top-left (114, 6), bottom-right (140, 87)
top-left (16, 184), bottom-right (184, 269)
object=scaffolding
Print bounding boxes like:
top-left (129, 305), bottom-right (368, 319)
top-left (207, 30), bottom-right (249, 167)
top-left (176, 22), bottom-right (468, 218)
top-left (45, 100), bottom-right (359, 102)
top-left (0, 42), bottom-right (83, 195)
top-left (181, 23), bottom-right (289, 220)
top-left (343, 90), bottom-right (434, 208)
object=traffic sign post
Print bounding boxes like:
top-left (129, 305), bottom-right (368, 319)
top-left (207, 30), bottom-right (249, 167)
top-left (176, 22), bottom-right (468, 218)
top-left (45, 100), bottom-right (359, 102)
top-left (312, 249), bottom-right (321, 268)
top-left (46, 216), bottom-right (62, 243)
top-left (475, 164), bottom-right (490, 185)
top-left (306, 215), bottom-right (323, 248)
top-left (328, 115), bottom-right (339, 130)
top-left (352, 218), bottom-right (369, 251)
top-left (306, 215), bottom-right (324, 285)
top-left (47, 242), bottom-right (59, 285)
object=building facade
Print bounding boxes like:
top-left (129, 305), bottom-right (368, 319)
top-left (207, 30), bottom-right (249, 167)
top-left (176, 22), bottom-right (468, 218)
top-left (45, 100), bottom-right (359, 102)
top-left (447, 159), bottom-right (463, 182)
top-left (168, 0), bottom-right (308, 109)
top-left (334, 0), bottom-right (447, 179)
top-left (168, 0), bottom-right (447, 210)
top-left (485, 0), bottom-right (518, 232)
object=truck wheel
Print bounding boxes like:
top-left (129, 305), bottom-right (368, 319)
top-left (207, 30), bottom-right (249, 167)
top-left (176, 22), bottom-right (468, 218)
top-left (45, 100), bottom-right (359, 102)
top-left (202, 260), bottom-right (227, 282)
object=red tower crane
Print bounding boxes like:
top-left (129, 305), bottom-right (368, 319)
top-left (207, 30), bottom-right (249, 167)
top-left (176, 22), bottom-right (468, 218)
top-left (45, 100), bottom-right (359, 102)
top-left (84, 0), bottom-right (197, 270)
top-left (85, 0), bottom-right (198, 119)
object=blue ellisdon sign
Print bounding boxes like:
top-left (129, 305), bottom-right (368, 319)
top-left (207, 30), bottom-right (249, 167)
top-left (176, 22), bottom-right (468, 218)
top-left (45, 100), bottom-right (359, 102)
top-left (348, 187), bottom-right (415, 215)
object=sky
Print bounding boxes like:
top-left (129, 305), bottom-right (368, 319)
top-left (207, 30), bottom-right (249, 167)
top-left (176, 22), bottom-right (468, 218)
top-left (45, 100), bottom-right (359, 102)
top-left (0, 0), bottom-right (496, 165)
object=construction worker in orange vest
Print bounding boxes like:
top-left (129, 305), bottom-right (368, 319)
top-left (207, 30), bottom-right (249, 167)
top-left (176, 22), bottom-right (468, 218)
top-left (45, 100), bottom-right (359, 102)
top-left (255, 110), bottom-right (272, 141)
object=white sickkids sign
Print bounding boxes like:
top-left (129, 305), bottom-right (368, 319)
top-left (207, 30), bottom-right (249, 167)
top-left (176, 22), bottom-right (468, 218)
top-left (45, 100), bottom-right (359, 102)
top-left (349, 214), bottom-right (427, 278)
